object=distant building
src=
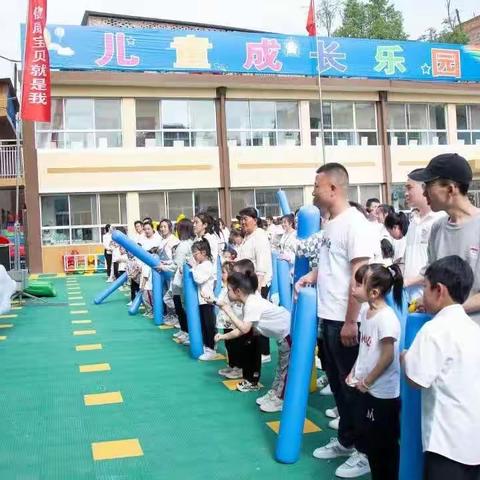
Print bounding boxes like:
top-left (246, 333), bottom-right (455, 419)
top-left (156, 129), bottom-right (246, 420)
top-left (462, 15), bottom-right (480, 44)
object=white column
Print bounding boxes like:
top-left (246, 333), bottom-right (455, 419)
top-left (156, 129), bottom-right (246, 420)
top-left (126, 192), bottom-right (140, 233)
top-left (299, 100), bottom-right (311, 147)
top-left (122, 98), bottom-right (136, 148)
top-left (447, 103), bottom-right (458, 145)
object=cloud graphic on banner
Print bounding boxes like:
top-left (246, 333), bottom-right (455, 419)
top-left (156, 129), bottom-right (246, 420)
top-left (44, 28), bottom-right (75, 56)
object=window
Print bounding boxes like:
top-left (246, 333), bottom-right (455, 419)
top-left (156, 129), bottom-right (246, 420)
top-left (36, 98), bottom-right (122, 149)
top-left (391, 184), bottom-right (407, 211)
top-left (348, 184), bottom-right (382, 206)
top-left (230, 187), bottom-right (304, 219)
top-left (194, 190), bottom-right (219, 218)
top-left (387, 103), bottom-right (447, 145)
top-left (135, 99), bottom-right (216, 147)
top-left (139, 192), bottom-right (167, 221)
top-left (456, 105), bottom-right (480, 145)
top-left (310, 101), bottom-right (378, 146)
top-left (40, 193), bottom-right (126, 245)
top-left (226, 101), bottom-right (300, 147)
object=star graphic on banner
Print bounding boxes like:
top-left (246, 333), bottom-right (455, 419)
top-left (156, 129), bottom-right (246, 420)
top-left (126, 36), bottom-right (136, 46)
top-left (421, 63), bottom-right (432, 75)
top-left (284, 40), bottom-right (300, 56)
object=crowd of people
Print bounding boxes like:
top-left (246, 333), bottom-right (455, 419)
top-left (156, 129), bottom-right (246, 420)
top-left (101, 152), bottom-right (480, 480)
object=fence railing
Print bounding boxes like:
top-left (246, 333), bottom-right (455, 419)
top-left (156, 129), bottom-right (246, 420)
top-left (0, 140), bottom-right (23, 178)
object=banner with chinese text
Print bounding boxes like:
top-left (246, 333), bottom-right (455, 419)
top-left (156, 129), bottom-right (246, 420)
top-left (20, 24), bottom-right (480, 83)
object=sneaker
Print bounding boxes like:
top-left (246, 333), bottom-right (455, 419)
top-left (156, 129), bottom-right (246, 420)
top-left (335, 451), bottom-right (370, 478)
top-left (218, 366), bottom-right (234, 377)
top-left (328, 417), bottom-right (340, 430)
top-left (325, 406), bottom-right (339, 419)
top-left (127, 301), bottom-right (133, 306)
top-left (319, 384), bottom-right (333, 396)
top-left (183, 338), bottom-right (190, 346)
top-left (261, 355), bottom-right (271, 364)
top-left (317, 375), bottom-right (329, 390)
top-left (260, 395), bottom-right (283, 413)
top-left (312, 438), bottom-right (354, 460)
top-left (106, 278), bottom-right (114, 283)
top-left (315, 356), bottom-right (322, 369)
top-left (224, 367), bottom-right (243, 379)
top-left (256, 389), bottom-right (276, 406)
top-left (236, 380), bottom-right (260, 392)
top-left (164, 314), bottom-right (178, 326)
top-left (199, 348), bottom-right (218, 361)
top-left (173, 331), bottom-right (184, 339)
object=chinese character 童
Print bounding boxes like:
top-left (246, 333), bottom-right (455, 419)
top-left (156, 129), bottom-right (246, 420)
top-left (310, 40), bottom-right (347, 74)
top-left (243, 38), bottom-right (283, 72)
top-left (431, 48), bottom-right (461, 78)
top-left (95, 32), bottom-right (140, 68)
top-left (170, 35), bottom-right (213, 69)
top-left (374, 46), bottom-right (406, 75)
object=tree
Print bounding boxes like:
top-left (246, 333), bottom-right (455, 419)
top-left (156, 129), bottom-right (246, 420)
top-left (334, 0), bottom-right (408, 40)
top-left (315, 0), bottom-right (342, 37)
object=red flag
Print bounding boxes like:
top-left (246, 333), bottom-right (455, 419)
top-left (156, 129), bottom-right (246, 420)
top-left (306, 0), bottom-right (317, 37)
top-left (21, 0), bottom-right (51, 122)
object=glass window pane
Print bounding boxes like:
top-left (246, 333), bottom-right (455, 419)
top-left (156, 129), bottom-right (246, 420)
top-left (36, 132), bottom-right (64, 149)
top-left (407, 131), bottom-right (428, 146)
top-left (323, 132), bottom-right (333, 146)
top-left (163, 131), bottom-right (190, 147)
top-left (472, 131), bottom-right (480, 145)
top-left (355, 103), bottom-right (376, 129)
top-left (227, 131), bottom-right (250, 147)
top-left (457, 131), bottom-right (472, 145)
top-left (252, 131), bottom-right (276, 146)
top-left (255, 189), bottom-right (279, 218)
top-left (139, 192), bottom-right (166, 221)
top-left (359, 185), bottom-right (381, 206)
top-left (311, 131), bottom-right (321, 146)
top-left (357, 131), bottom-right (377, 145)
top-left (388, 131), bottom-right (406, 146)
top-left (231, 190), bottom-right (254, 218)
top-left (309, 101), bottom-right (321, 130)
top-left (41, 228), bottom-right (70, 245)
top-left (333, 132), bottom-right (355, 145)
top-left (322, 102), bottom-right (332, 129)
top-left (387, 104), bottom-right (406, 130)
top-left (456, 105), bottom-right (468, 130)
top-left (348, 186), bottom-right (359, 202)
top-left (189, 101), bottom-right (216, 130)
top-left (250, 102), bottom-right (276, 129)
top-left (277, 102), bottom-right (299, 129)
top-left (96, 132), bottom-right (122, 148)
top-left (65, 99), bottom-right (94, 130)
top-left (72, 227), bottom-right (100, 244)
top-left (37, 98), bottom-right (63, 130)
top-left (65, 132), bottom-right (95, 149)
top-left (70, 195), bottom-right (98, 225)
top-left (283, 188), bottom-right (304, 211)
top-left (41, 196), bottom-right (69, 227)
top-left (95, 99), bottom-right (121, 130)
top-left (119, 194), bottom-right (127, 224)
top-left (278, 131), bottom-right (300, 146)
top-left (408, 104), bottom-right (428, 130)
top-left (100, 194), bottom-right (121, 224)
top-left (226, 101), bottom-right (250, 130)
top-left (471, 105), bottom-right (480, 130)
top-left (168, 191), bottom-right (193, 220)
top-left (162, 100), bottom-right (189, 129)
top-left (429, 104), bottom-right (446, 130)
top-left (136, 100), bottom-right (160, 130)
top-left (391, 184), bottom-right (407, 211)
top-left (332, 102), bottom-right (354, 129)
top-left (136, 131), bottom-right (162, 148)
top-left (429, 132), bottom-right (447, 145)
top-left (191, 131), bottom-right (216, 147)
top-left (194, 190), bottom-right (219, 217)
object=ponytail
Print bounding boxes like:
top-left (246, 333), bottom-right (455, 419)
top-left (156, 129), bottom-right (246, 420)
top-left (364, 263), bottom-right (404, 308)
top-left (191, 237), bottom-right (212, 260)
top-left (387, 263), bottom-right (404, 308)
top-left (227, 270), bottom-right (258, 294)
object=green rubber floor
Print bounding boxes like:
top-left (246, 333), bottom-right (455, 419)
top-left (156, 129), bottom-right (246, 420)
top-left (0, 275), bottom-right (370, 480)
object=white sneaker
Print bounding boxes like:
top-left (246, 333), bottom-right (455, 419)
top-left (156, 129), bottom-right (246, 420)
top-left (317, 375), bottom-right (329, 390)
top-left (335, 451), bottom-right (370, 478)
top-left (236, 380), bottom-right (260, 392)
top-left (319, 384), bottom-right (333, 396)
top-left (325, 406), bottom-right (339, 419)
top-left (106, 278), bottom-right (114, 283)
top-left (218, 366), bottom-right (233, 377)
top-left (127, 301), bottom-right (133, 306)
top-left (312, 438), bottom-right (354, 460)
top-left (173, 331), bottom-right (184, 339)
top-left (199, 348), bottom-right (218, 361)
top-left (224, 367), bottom-right (243, 379)
top-left (261, 354), bottom-right (271, 364)
top-left (256, 389), bottom-right (276, 406)
top-left (328, 417), bottom-right (340, 430)
top-left (260, 395), bottom-right (283, 413)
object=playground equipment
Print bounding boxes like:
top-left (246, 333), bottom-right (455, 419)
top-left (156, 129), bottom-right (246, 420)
top-left (276, 190), bottom-right (291, 215)
top-left (128, 290), bottom-right (143, 316)
top-left (182, 263), bottom-right (204, 359)
top-left (93, 272), bottom-right (127, 305)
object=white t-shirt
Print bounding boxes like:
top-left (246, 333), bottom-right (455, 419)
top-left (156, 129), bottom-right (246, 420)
top-left (354, 305), bottom-right (400, 399)
top-left (194, 233), bottom-right (219, 280)
top-left (130, 232), bottom-right (144, 245)
top-left (404, 304), bottom-right (480, 465)
top-left (191, 260), bottom-right (215, 305)
top-left (102, 232), bottom-right (112, 251)
top-left (140, 235), bottom-right (162, 251)
top-left (141, 263), bottom-right (152, 290)
top-left (243, 294), bottom-right (290, 340)
top-left (316, 207), bottom-right (376, 321)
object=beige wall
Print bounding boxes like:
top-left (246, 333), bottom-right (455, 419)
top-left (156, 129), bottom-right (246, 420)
top-left (42, 243), bottom-right (104, 273)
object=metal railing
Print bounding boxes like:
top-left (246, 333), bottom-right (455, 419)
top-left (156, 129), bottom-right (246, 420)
top-left (0, 139), bottom-right (23, 178)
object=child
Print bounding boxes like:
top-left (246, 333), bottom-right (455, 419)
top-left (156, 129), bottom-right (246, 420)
top-left (140, 248), bottom-right (156, 319)
top-left (403, 256), bottom-right (480, 480)
top-left (331, 263), bottom-right (404, 480)
top-left (380, 238), bottom-right (395, 267)
top-left (126, 250), bottom-right (142, 306)
top-left (222, 247), bottom-right (237, 263)
top-left (189, 239), bottom-right (216, 361)
top-left (214, 270), bottom-right (291, 413)
top-left (116, 246), bottom-right (128, 291)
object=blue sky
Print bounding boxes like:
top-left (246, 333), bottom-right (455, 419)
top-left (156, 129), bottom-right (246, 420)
top-left (1, 0), bottom-right (478, 80)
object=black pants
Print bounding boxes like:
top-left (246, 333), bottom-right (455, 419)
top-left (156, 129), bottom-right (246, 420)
top-left (357, 392), bottom-right (400, 480)
top-left (322, 319), bottom-right (360, 449)
top-left (240, 332), bottom-right (262, 384)
top-left (173, 295), bottom-right (188, 333)
top-left (424, 452), bottom-right (480, 480)
top-left (130, 279), bottom-right (140, 302)
top-left (113, 262), bottom-right (120, 280)
top-left (259, 286), bottom-right (270, 356)
top-left (199, 304), bottom-right (216, 350)
top-left (224, 328), bottom-right (242, 369)
top-left (105, 251), bottom-right (112, 277)
top-left (317, 336), bottom-right (327, 371)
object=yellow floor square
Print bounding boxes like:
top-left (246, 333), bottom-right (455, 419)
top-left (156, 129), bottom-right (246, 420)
top-left (84, 272), bottom-right (94, 276)
top-left (222, 379), bottom-right (263, 391)
top-left (57, 273), bottom-right (66, 278)
top-left (76, 343), bottom-right (102, 351)
top-left (84, 391), bottom-right (123, 406)
top-left (159, 325), bottom-right (174, 330)
top-left (0, 314), bottom-right (17, 319)
top-left (71, 320), bottom-right (92, 324)
top-left (79, 363), bottom-right (111, 373)
top-left (0, 336), bottom-right (6, 340)
top-left (70, 310), bottom-right (88, 314)
top-left (91, 438), bottom-right (143, 461)
top-left (0, 324), bottom-right (13, 329)
top-left (266, 418), bottom-right (321, 434)
top-left (29, 274), bottom-right (39, 280)
top-left (73, 330), bottom-right (96, 336)
top-left (68, 296), bottom-right (83, 300)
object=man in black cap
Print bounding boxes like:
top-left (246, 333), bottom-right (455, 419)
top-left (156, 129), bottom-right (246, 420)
top-left (409, 153), bottom-right (480, 324)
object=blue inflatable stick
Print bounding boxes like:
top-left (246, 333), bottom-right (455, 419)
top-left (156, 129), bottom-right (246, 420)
top-left (386, 290), bottom-right (409, 350)
top-left (214, 255), bottom-right (222, 297)
top-left (93, 272), bottom-right (127, 305)
top-left (400, 313), bottom-right (432, 480)
top-left (182, 263), bottom-right (204, 359)
top-left (275, 287), bottom-right (317, 464)
top-left (128, 290), bottom-right (143, 316)
top-left (111, 230), bottom-right (159, 269)
top-left (276, 190), bottom-right (291, 215)
top-left (152, 269), bottom-right (164, 326)
top-left (269, 251), bottom-right (279, 304)
top-left (277, 257), bottom-right (293, 312)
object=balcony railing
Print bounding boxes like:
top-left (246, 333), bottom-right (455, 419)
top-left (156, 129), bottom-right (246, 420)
top-left (0, 140), bottom-right (23, 178)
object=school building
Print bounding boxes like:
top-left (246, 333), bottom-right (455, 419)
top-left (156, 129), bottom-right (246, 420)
top-left (18, 12), bottom-right (480, 273)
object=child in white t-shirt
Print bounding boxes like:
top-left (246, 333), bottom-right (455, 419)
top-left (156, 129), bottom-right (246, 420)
top-left (346, 262), bottom-right (404, 480)
top-left (214, 270), bottom-right (291, 413)
top-left (403, 255), bottom-right (480, 479)
top-left (140, 260), bottom-right (153, 319)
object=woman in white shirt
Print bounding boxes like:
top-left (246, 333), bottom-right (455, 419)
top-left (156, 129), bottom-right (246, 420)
top-left (193, 213), bottom-right (219, 281)
top-left (102, 224), bottom-right (113, 282)
top-left (278, 213), bottom-right (298, 278)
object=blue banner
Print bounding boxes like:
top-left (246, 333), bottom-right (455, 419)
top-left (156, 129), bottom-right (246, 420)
top-left (21, 24), bottom-right (480, 83)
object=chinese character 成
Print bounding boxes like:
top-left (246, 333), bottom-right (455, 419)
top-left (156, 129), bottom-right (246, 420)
top-left (243, 38), bottom-right (283, 72)
top-left (431, 48), bottom-right (461, 78)
top-left (374, 45), bottom-right (406, 75)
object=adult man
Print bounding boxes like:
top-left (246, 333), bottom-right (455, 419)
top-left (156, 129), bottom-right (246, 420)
top-left (409, 153), bottom-right (480, 324)
top-left (365, 197), bottom-right (380, 223)
top-left (296, 163), bottom-right (376, 478)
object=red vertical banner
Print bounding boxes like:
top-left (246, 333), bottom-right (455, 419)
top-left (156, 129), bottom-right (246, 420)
top-left (21, 0), bottom-right (51, 122)
top-left (306, 0), bottom-right (317, 37)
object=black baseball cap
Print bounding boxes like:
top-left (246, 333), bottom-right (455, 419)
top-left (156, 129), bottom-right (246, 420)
top-left (409, 153), bottom-right (472, 185)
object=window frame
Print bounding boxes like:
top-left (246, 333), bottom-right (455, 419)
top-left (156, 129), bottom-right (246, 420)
top-left (456, 104), bottom-right (480, 145)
